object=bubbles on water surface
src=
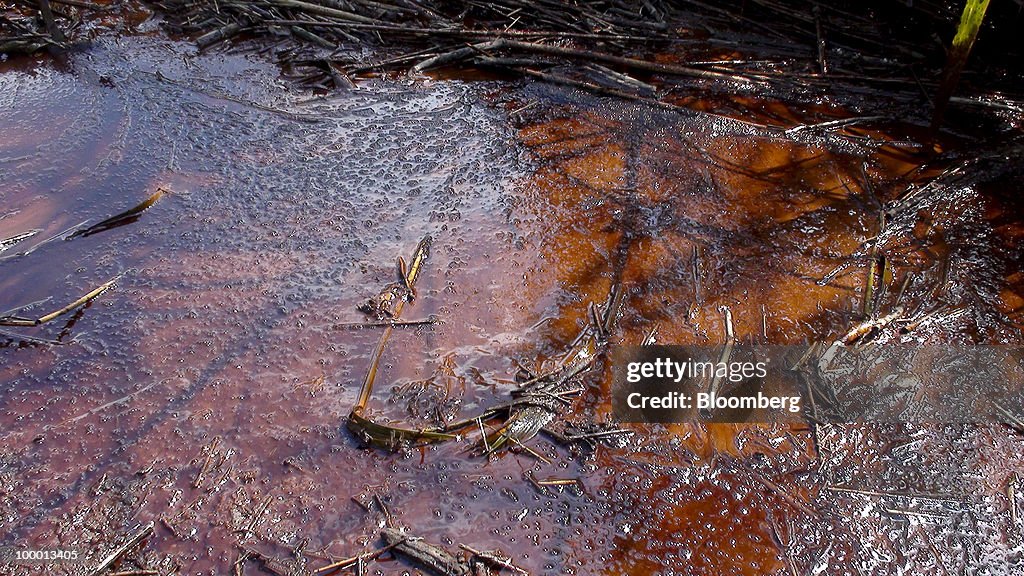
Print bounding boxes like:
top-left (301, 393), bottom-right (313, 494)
top-left (1, 32), bottom-right (1023, 576)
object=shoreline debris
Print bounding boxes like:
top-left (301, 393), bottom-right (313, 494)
top-left (345, 236), bottom-right (622, 456)
top-left (87, 522), bottom-right (154, 576)
top-left (381, 526), bottom-right (531, 576)
top-left (140, 0), bottom-right (1022, 140)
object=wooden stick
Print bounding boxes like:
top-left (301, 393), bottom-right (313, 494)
top-left (244, 494), bottom-right (273, 536)
top-left (238, 545), bottom-right (292, 576)
top-left (233, 550), bottom-right (249, 576)
top-left (59, 380), bottom-right (163, 428)
top-left (508, 437), bottom-right (551, 464)
top-left (705, 306), bottom-right (735, 401)
top-left (291, 26), bottom-right (336, 49)
top-left (381, 528), bottom-right (469, 576)
top-left (197, 23), bottom-right (248, 49)
top-left (87, 523), bottom-right (154, 576)
top-left (750, 471), bottom-right (819, 518)
top-left (785, 115), bottom-right (884, 135)
top-left (536, 478), bottom-right (578, 486)
top-left (1009, 472), bottom-right (1018, 525)
top-left (192, 436), bottom-right (221, 489)
top-left (825, 485), bottom-right (958, 503)
top-left (0, 220), bottom-right (87, 262)
top-left (332, 316), bottom-right (438, 329)
top-left (560, 428), bottom-right (633, 442)
top-left (39, 278), bottom-right (117, 323)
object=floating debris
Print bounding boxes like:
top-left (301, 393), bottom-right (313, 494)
top-left (67, 189), bottom-right (167, 240)
top-left (0, 229), bottom-right (40, 255)
top-left (346, 237), bottom-right (622, 455)
top-left (87, 522), bottom-right (154, 576)
top-left (0, 275), bottom-right (121, 328)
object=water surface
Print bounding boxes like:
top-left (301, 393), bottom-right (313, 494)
top-left (1, 30), bottom-right (1021, 576)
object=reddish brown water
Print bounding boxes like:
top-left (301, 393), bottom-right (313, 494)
top-left (1, 28), bottom-right (1022, 576)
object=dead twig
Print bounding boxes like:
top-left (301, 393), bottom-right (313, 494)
top-left (414, 40), bottom-right (501, 71)
top-left (331, 315), bottom-right (439, 329)
top-left (49, 0), bottom-right (110, 10)
top-left (704, 305), bottom-right (735, 404)
top-left (459, 544), bottom-right (530, 575)
top-left (1009, 472), bottom-right (1019, 526)
top-left (197, 22), bottom-right (249, 49)
top-left (813, 5), bottom-right (827, 74)
top-left (237, 545), bottom-right (293, 576)
top-left (314, 538), bottom-right (408, 574)
top-left (0, 275), bottom-right (121, 327)
top-left (87, 523), bottom-right (154, 576)
top-left (262, 20), bottom-right (672, 43)
top-left (192, 436), bottom-right (222, 489)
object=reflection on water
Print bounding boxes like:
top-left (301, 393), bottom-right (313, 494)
top-left (1, 32), bottom-right (1021, 576)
